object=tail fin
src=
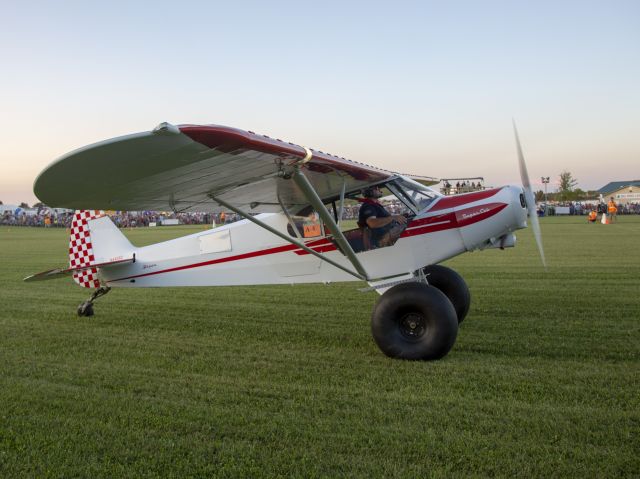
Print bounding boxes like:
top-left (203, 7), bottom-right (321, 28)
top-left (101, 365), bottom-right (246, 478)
top-left (69, 210), bottom-right (134, 288)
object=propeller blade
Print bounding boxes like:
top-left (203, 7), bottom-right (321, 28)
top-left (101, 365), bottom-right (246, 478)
top-left (513, 120), bottom-right (547, 269)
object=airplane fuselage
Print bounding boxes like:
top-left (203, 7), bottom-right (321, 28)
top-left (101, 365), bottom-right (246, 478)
top-left (98, 186), bottom-right (528, 289)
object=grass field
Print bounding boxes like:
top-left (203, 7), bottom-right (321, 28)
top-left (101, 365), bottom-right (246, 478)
top-left (1, 216), bottom-right (639, 477)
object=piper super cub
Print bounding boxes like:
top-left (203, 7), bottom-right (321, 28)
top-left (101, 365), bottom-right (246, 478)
top-left (26, 122), bottom-right (545, 360)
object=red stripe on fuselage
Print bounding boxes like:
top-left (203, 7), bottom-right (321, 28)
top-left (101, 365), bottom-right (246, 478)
top-left (400, 215), bottom-right (457, 239)
top-left (428, 187), bottom-right (503, 212)
top-left (109, 243), bottom-right (299, 283)
top-left (404, 212), bottom-right (455, 229)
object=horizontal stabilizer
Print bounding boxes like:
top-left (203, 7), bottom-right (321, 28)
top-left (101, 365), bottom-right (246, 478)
top-left (23, 256), bottom-right (134, 282)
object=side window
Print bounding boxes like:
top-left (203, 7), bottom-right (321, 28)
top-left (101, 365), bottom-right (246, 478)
top-left (287, 210), bottom-right (323, 238)
top-left (300, 212), bottom-right (322, 238)
top-left (338, 186), bottom-right (409, 253)
top-left (384, 198), bottom-right (413, 217)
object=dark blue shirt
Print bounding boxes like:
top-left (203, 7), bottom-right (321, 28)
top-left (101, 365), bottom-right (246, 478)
top-left (358, 200), bottom-right (392, 243)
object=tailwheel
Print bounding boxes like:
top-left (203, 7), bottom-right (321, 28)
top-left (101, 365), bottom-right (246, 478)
top-left (77, 302), bottom-right (94, 317)
top-left (371, 282), bottom-right (458, 360)
top-left (76, 286), bottom-right (111, 317)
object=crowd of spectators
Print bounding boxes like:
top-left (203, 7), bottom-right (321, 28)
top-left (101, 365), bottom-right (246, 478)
top-left (1, 199), bottom-right (412, 228)
top-left (538, 202), bottom-right (640, 216)
top-left (3, 198), bottom-right (639, 228)
top-left (110, 211), bottom-right (219, 228)
top-left (585, 202), bottom-right (640, 215)
top-left (0, 211), bottom-right (66, 227)
top-left (0, 209), bottom-right (239, 228)
top-left (441, 181), bottom-right (484, 195)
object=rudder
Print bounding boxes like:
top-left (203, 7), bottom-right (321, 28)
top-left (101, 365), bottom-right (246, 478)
top-left (69, 210), bottom-right (135, 288)
top-left (69, 210), bottom-right (103, 288)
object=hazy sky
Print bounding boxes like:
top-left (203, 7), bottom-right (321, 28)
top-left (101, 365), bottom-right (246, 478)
top-left (1, 0), bottom-right (638, 205)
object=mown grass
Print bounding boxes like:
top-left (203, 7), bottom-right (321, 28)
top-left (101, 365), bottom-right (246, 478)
top-left (1, 217), bottom-right (638, 477)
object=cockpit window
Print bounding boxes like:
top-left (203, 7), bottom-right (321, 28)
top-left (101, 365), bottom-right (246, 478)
top-left (390, 178), bottom-right (439, 213)
top-left (286, 208), bottom-right (323, 238)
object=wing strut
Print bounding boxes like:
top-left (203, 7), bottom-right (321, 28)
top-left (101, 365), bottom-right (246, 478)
top-left (208, 194), bottom-right (367, 281)
top-left (277, 191), bottom-right (302, 239)
top-left (337, 180), bottom-right (346, 228)
top-left (292, 169), bottom-right (370, 280)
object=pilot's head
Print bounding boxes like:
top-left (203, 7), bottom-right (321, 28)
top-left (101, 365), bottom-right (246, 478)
top-left (363, 186), bottom-right (383, 199)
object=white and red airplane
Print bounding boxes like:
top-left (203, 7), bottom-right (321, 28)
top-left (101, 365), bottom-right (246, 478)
top-left (25, 122), bottom-right (544, 360)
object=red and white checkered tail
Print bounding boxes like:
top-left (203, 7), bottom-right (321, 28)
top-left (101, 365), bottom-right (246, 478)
top-left (69, 210), bottom-right (105, 288)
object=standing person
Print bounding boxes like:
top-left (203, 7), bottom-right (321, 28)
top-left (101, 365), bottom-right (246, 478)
top-left (607, 197), bottom-right (618, 223)
top-left (358, 186), bottom-right (407, 247)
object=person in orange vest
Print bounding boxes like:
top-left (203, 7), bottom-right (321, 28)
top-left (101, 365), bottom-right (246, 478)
top-left (607, 197), bottom-right (618, 223)
top-left (588, 210), bottom-right (597, 223)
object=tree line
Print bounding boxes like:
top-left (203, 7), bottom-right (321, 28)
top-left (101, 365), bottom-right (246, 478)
top-left (534, 170), bottom-right (598, 202)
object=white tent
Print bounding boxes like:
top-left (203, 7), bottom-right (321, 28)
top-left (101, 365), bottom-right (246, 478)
top-left (0, 204), bottom-right (19, 214)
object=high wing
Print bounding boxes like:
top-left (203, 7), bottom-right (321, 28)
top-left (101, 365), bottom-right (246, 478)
top-left (34, 123), bottom-right (438, 213)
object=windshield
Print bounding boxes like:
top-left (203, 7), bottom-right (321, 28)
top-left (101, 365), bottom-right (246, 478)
top-left (389, 178), bottom-right (439, 213)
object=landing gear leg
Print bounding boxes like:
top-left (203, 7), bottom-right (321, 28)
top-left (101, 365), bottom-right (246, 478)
top-left (77, 286), bottom-right (111, 317)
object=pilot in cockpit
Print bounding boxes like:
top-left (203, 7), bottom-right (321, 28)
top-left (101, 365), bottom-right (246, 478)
top-left (357, 185), bottom-right (407, 247)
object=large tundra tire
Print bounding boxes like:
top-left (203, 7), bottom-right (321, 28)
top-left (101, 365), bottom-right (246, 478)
top-left (371, 282), bottom-right (458, 360)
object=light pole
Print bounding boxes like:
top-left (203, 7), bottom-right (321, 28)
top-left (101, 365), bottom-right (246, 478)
top-left (541, 177), bottom-right (550, 215)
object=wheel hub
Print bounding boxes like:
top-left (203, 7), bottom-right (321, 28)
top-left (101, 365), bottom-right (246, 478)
top-left (399, 312), bottom-right (426, 339)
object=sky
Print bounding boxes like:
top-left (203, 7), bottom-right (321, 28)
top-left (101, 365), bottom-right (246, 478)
top-left (1, 0), bottom-right (638, 206)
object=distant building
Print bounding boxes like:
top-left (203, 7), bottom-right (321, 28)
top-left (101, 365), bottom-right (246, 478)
top-left (597, 180), bottom-right (640, 205)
